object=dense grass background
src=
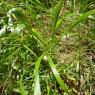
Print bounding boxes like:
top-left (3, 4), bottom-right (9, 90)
top-left (0, 0), bottom-right (95, 95)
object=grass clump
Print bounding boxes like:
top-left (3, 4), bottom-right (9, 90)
top-left (0, 0), bottom-right (95, 95)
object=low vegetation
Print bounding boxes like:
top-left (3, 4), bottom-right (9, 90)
top-left (0, 0), bottom-right (95, 95)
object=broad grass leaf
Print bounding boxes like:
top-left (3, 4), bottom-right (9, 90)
top-left (63, 9), bottom-right (95, 35)
top-left (52, 0), bottom-right (64, 33)
top-left (31, 28), bottom-right (47, 46)
top-left (48, 56), bottom-right (68, 93)
top-left (60, 9), bottom-right (95, 41)
top-left (56, 13), bottom-right (80, 30)
top-left (18, 74), bottom-right (26, 95)
top-left (88, 15), bottom-right (95, 21)
top-left (34, 53), bottom-right (44, 95)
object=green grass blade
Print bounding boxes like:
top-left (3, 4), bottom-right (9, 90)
top-left (23, 44), bottom-right (37, 57)
top-left (56, 13), bottom-right (80, 30)
top-left (52, 0), bottom-right (64, 34)
top-left (34, 53), bottom-right (44, 95)
top-left (63, 9), bottom-right (95, 35)
top-left (18, 74), bottom-right (26, 95)
top-left (48, 56), bottom-right (68, 93)
top-left (51, 0), bottom-right (64, 52)
top-left (61, 9), bottom-right (95, 37)
top-left (31, 28), bottom-right (47, 46)
top-left (13, 9), bottom-right (47, 46)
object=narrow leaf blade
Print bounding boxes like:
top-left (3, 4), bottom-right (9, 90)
top-left (52, 0), bottom-right (64, 33)
top-left (48, 56), bottom-right (68, 93)
top-left (34, 53), bottom-right (44, 95)
top-left (18, 74), bottom-right (26, 95)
